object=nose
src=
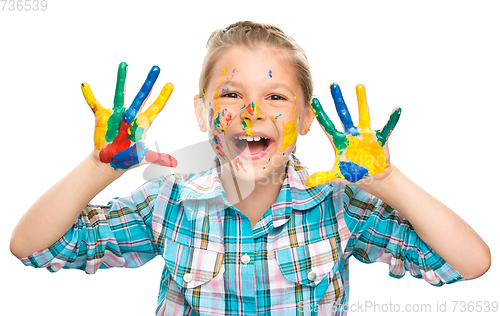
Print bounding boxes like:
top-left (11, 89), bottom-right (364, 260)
top-left (241, 102), bottom-right (263, 121)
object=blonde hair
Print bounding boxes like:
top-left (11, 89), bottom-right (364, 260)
top-left (199, 21), bottom-right (313, 107)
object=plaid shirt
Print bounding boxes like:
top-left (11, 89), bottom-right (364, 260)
top-left (20, 155), bottom-right (463, 315)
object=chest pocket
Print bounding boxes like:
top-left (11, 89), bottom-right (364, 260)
top-left (163, 239), bottom-right (224, 289)
top-left (275, 237), bottom-right (339, 287)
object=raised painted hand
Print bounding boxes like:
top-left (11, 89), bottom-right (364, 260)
top-left (306, 83), bottom-right (401, 187)
top-left (81, 62), bottom-right (177, 170)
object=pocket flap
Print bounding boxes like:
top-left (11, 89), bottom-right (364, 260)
top-left (275, 238), bottom-right (339, 287)
top-left (164, 239), bottom-right (224, 289)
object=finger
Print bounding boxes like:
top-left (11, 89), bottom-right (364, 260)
top-left (376, 107), bottom-right (401, 147)
top-left (310, 98), bottom-right (348, 151)
top-left (330, 83), bottom-right (358, 135)
top-left (124, 66), bottom-right (161, 124)
top-left (356, 84), bottom-right (372, 133)
top-left (113, 62), bottom-right (128, 109)
top-left (144, 150), bottom-right (178, 168)
top-left (305, 170), bottom-right (342, 187)
top-left (81, 83), bottom-right (107, 115)
top-left (81, 83), bottom-right (111, 149)
top-left (140, 83), bottom-right (174, 126)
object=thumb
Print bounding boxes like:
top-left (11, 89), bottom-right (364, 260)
top-left (144, 150), bottom-right (178, 168)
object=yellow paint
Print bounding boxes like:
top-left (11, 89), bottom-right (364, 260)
top-left (305, 166), bottom-right (344, 187)
top-left (294, 92), bottom-right (297, 101)
top-left (81, 83), bottom-right (111, 150)
top-left (343, 85), bottom-right (387, 174)
top-left (241, 103), bottom-right (261, 136)
top-left (356, 84), bottom-right (371, 134)
top-left (345, 135), bottom-right (387, 174)
top-left (280, 114), bottom-right (299, 151)
top-left (213, 68), bottom-right (227, 99)
top-left (242, 114), bottom-right (254, 136)
top-left (136, 83), bottom-right (173, 128)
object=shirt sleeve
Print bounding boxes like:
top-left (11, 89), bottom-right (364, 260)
top-left (341, 185), bottom-right (464, 286)
top-left (19, 178), bottom-right (165, 274)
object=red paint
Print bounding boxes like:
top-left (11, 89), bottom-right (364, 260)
top-left (99, 120), bottom-right (132, 163)
top-left (145, 151), bottom-right (178, 167)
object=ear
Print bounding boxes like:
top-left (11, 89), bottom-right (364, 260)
top-left (299, 99), bottom-right (315, 135)
top-left (193, 94), bottom-right (207, 132)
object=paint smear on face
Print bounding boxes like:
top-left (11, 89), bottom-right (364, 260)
top-left (241, 102), bottom-right (261, 136)
top-left (232, 157), bottom-right (246, 173)
top-left (294, 93), bottom-right (297, 101)
top-left (213, 68), bottom-right (227, 99)
top-left (269, 70), bottom-right (272, 78)
top-left (280, 107), bottom-right (299, 152)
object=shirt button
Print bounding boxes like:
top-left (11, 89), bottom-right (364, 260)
top-left (183, 273), bottom-right (193, 283)
top-left (307, 271), bottom-right (317, 282)
top-left (241, 254), bottom-right (251, 264)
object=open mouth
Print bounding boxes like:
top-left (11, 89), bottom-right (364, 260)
top-left (231, 135), bottom-right (274, 157)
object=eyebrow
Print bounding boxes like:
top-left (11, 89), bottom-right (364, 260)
top-left (222, 81), bottom-right (294, 95)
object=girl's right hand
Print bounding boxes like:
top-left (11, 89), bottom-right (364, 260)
top-left (81, 62), bottom-right (178, 172)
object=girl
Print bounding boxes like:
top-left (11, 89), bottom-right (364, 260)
top-left (10, 21), bottom-right (490, 315)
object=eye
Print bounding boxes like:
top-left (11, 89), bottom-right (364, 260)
top-left (220, 92), bottom-right (240, 99)
top-left (269, 94), bottom-right (286, 101)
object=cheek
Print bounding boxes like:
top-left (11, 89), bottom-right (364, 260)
top-left (276, 108), bottom-right (300, 152)
top-left (207, 103), bottom-right (237, 135)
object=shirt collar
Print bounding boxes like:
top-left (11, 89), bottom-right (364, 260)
top-left (178, 155), bottom-right (334, 220)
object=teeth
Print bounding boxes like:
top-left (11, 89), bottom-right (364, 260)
top-left (234, 136), bottom-right (269, 141)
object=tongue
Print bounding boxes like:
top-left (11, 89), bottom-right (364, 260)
top-left (247, 140), bottom-right (266, 154)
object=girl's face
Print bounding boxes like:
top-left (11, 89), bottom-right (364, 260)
top-left (195, 46), bottom-right (314, 183)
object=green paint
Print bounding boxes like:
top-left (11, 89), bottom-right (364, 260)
top-left (310, 98), bottom-right (348, 150)
top-left (105, 62), bottom-right (128, 143)
top-left (274, 114), bottom-right (282, 120)
top-left (242, 119), bottom-right (252, 135)
top-left (240, 104), bottom-right (247, 110)
top-left (105, 107), bottom-right (125, 142)
top-left (129, 118), bottom-right (145, 142)
top-left (376, 107), bottom-right (401, 147)
top-left (114, 62), bottom-right (127, 108)
top-left (214, 112), bottom-right (223, 133)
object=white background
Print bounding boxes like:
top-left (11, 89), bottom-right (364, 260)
top-left (1, 0), bottom-right (499, 315)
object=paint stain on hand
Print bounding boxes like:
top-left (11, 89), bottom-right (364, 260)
top-left (305, 84), bottom-right (401, 186)
top-left (81, 62), bottom-right (177, 170)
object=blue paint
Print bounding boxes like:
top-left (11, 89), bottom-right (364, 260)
top-left (338, 161), bottom-right (369, 182)
top-left (330, 83), bottom-right (360, 136)
top-left (124, 66), bottom-right (161, 124)
top-left (222, 87), bottom-right (229, 93)
top-left (110, 142), bottom-right (149, 169)
top-left (269, 70), bottom-right (272, 78)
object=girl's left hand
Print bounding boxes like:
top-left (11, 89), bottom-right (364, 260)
top-left (306, 83), bottom-right (401, 187)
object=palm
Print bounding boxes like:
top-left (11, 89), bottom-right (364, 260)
top-left (81, 62), bottom-right (177, 170)
top-left (306, 83), bottom-right (401, 186)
